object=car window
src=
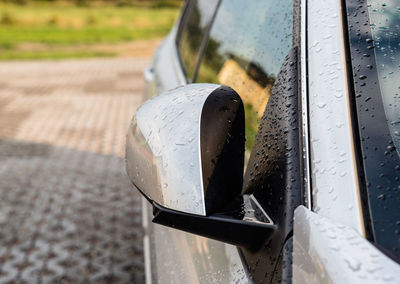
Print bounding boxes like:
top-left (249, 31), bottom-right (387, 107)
top-left (177, 0), bottom-right (219, 81)
top-left (368, 1), bottom-right (400, 159)
top-left (366, 0), bottom-right (400, 258)
top-left (345, 0), bottom-right (400, 259)
top-left (195, 0), bottom-right (294, 161)
top-left (367, 0), bottom-right (400, 259)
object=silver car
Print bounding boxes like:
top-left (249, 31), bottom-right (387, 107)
top-left (125, 0), bottom-right (400, 283)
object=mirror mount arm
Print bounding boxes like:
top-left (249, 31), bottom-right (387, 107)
top-left (152, 202), bottom-right (276, 252)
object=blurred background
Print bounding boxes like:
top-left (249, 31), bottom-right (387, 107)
top-left (0, 0), bottom-right (181, 60)
top-left (0, 1), bottom-right (181, 283)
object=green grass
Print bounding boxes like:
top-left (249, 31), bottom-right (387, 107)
top-left (0, 1), bottom-right (180, 60)
top-left (0, 50), bottom-right (116, 60)
top-left (0, 26), bottom-right (171, 45)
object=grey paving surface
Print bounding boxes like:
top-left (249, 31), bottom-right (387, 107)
top-left (0, 58), bottom-right (148, 283)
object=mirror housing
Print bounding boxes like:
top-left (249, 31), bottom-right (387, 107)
top-left (125, 83), bottom-right (275, 250)
top-left (126, 84), bottom-right (244, 215)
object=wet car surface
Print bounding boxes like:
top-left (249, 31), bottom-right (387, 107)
top-left (126, 0), bottom-right (400, 283)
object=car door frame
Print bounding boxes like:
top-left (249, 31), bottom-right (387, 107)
top-left (143, 0), bottom-right (319, 282)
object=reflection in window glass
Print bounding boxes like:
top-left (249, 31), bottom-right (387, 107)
top-left (196, 0), bottom-right (293, 157)
top-left (178, 0), bottom-right (219, 81)
top-left (368, 0), bottom-right (400, 157)
top-left (348, 0), bottom-right (400, 259)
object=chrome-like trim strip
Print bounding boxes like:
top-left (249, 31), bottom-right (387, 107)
top-left (142, 197), bottom-right (153, 284)
top-left (300, 0), bottom-right (311, 209)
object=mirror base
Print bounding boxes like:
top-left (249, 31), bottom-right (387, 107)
top-left (152, 202), bottom-right (276, 252)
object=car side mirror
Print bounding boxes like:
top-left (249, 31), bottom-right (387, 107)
top-left (125, 83), bottom-right (275, 250)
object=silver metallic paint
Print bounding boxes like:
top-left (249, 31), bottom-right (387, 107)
top-left (292, 2), bottom-right (400, 283)
top-left (126, 83), bottom-right (220, 215)
top-left (152, 28), bottom-right (186, 94)
top-left (307, 0), bottom-right (364, 234)
top-left (293, 206), bottom-right (400, 284)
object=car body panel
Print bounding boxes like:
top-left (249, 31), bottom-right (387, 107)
top-left (137, 0), bottom-right (400, 283)
top-left (307, 0), bottom-right (365, 235)
top-left (293, 206), bottom-right (400, 283)
top-left (152, 28), bottom-right (186, 94)
top-left (149, 201), bottom-right (249, 284)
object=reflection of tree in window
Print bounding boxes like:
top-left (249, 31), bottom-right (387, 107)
top-left (195, 0), bottom-right (293, 156)
top-left (197, 45), bottom-right (276, 151)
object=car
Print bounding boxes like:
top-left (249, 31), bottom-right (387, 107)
top-left (125, 0), bottom-right (400, 283)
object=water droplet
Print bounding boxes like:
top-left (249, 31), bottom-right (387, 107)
top-left (382, 274), bottom-right (393, 282)
top-left (344, 257), bottom-right (361, 271)
top-left (329, 244), bottom-right (340, 251)
top-left (336, 122), bottom-right (344, 128)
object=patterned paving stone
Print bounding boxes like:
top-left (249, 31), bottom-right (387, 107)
top-left (0, 58), bottom-right (148, 283)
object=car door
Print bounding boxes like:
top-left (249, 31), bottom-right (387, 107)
top-left (145, 0), bottom-right (303, 283)
top-left (144, 2), bottom-right (250, 283)
top-left (193, 0), bottom-right (302, 282)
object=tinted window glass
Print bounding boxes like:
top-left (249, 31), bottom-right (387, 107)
top-left (367, 0), bottom-right (400, 258)
top-left (368, 1), bottom-right (400, 158)
top-left (195, 0), bottom-right (294, 158)
top-left (178, 0), bottom-right (219, 81)
top-left (346, 0), bottom-right (400, 259)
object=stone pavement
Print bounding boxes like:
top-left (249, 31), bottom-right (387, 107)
top-left (0, 58), bottom-right (148, 283)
